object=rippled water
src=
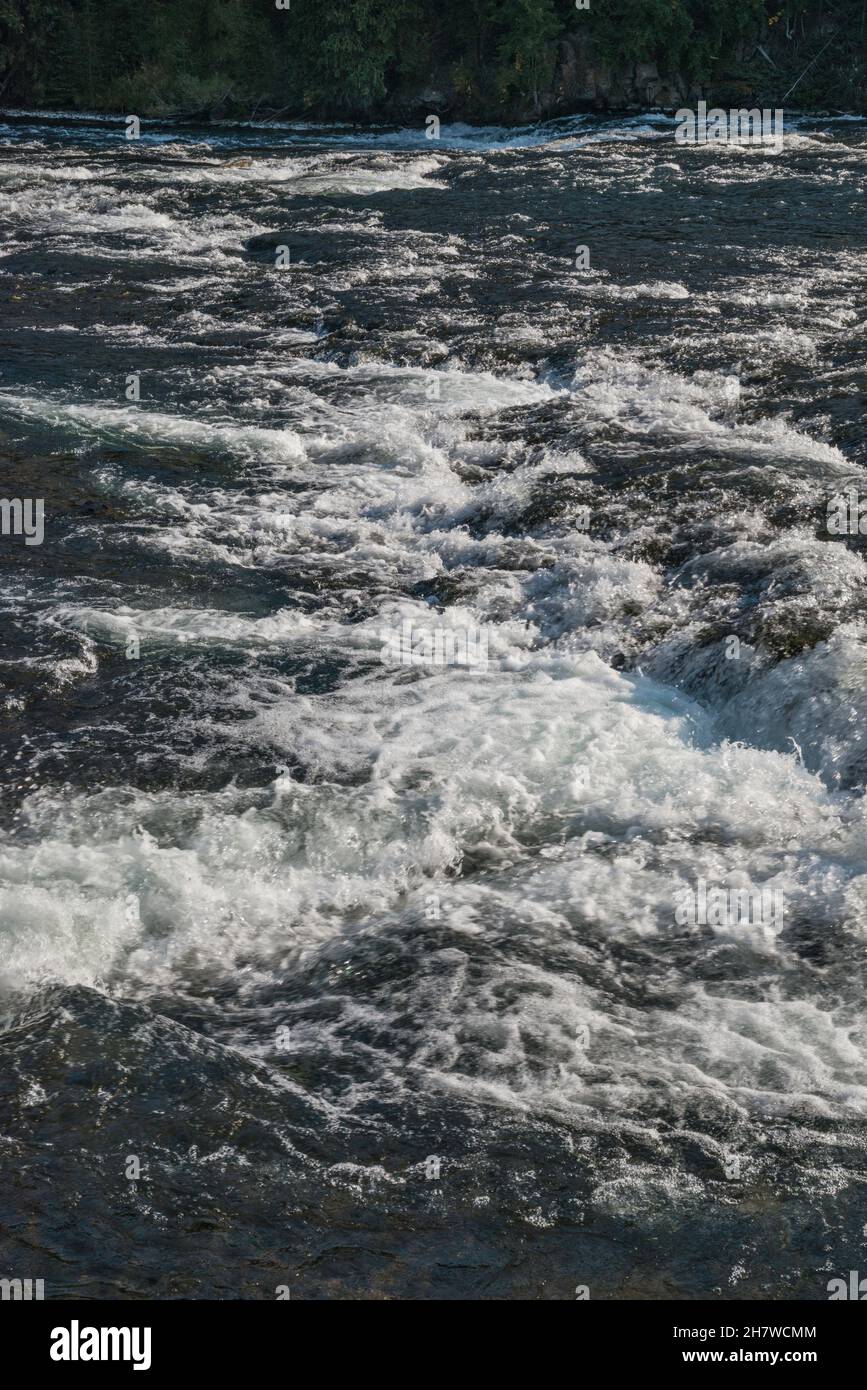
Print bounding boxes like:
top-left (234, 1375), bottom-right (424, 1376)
top-left (0, 109), bottom-right (866, 1300)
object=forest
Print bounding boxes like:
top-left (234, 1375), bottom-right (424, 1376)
top-left (0, 0), bottom-right (864, 119)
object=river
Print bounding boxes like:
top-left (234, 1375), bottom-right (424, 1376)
top-left (0, 109), bottom-right (865, 1299)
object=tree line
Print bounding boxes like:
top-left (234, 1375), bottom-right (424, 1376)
top-left (0, 1), bottom-right (863, 118)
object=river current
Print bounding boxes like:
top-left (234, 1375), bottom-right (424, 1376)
top-left (0, 110), bottom-right (865, 1299)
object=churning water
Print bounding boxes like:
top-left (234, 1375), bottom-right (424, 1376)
top-left (0, 109), bottom-right (865, 1299)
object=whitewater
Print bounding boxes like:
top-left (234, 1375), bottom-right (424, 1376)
top-left (0, 108), bottom-right (865, 1299)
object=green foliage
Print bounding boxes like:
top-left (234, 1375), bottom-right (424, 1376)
top-left (0, 0), bottom-right (279, 112)
top-left (0, 0), bottom-right (65, 103)
top-left (102, 65), bottom-right (235, 118)
top-left (285, 0), bottom-right (420, 111)
top-left (588, 0), bottom-right (768, 78)
top-left (496, 0), bottom-right (561, 107)
top-left (0, 0), bottom-right (864, 115)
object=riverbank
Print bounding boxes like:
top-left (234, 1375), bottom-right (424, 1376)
top-left (1, 4), bottom-right (864, 124)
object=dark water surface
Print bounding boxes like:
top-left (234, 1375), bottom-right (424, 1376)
top-left (0, 110), bottom-right (866, 1299)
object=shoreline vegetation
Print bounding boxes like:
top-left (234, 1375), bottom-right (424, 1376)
top-left (0, 2), bottom-right (864, 125)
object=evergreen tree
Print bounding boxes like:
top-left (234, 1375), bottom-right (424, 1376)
top-left (286, 1), bottom-right (419, 113)
top-left (0, 0), bottom-right (864, 117)
top-left (496, 0), bottom-right (561, 110)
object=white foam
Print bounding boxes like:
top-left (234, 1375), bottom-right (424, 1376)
top-left (576, 279), bottom-right (690, 301)
top-left (4, 639), bottom-right (866, 1131)
top-left (569, 350), bottom-right (851, 470)
top-left (156, 152), bottom-right (445, 192)
top-left (3, 117), bottom-right (866, 1145)
top-left (0, 392), bottom-right (306, 464)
